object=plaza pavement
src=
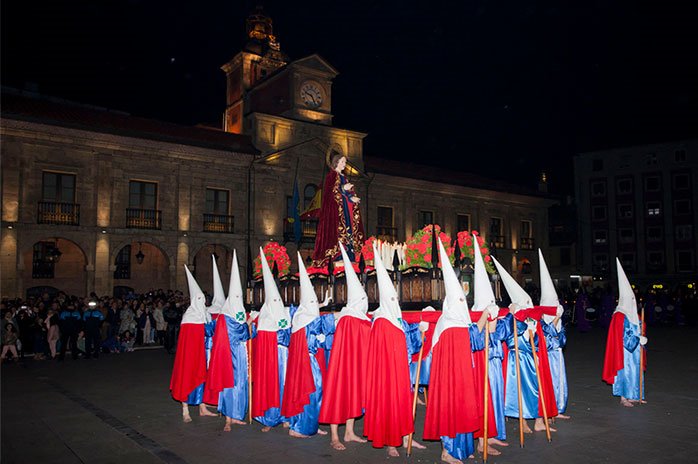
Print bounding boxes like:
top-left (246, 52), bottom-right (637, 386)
top-left (2, 325), bottom-right (698, 464)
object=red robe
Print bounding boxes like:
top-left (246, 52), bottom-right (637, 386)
top-left (251, 330), bottom-right (281, 417)
top-left (363, 318), bottom-right (414, 448)
top-left (169, 323), bottom-right (207, 402)
top-left (311, 170), bottom-right (365, 268)
top-left (318, 315), bottom-right (371, 424)
top-left (281, 328), bottom-right (316, 418)
top-left (203, 316), bottom-right (235, 405)
top-left (423, 327), bottom-right (481, 440)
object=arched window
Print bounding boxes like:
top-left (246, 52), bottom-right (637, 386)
top-left (114, 245), bottom-right (131, 279)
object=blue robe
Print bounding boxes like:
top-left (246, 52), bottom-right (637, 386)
top-left (186, 320), bottom-right (216, 405)
top-left (254, 328), bottom-right (291, 427)
top-left (407, 321), bottom-right (432, 390)
top-left (489, 318), bottom-right (511, 440)
top-left (612, 318), bottom-right (644, 401)
top-left (287, 313), bottom-right (336, 436)
top-left (543, 321), bottom-right (568, 414)
top-left (217, 316), bottom-right (252, 421)
top-left (504, 316), bottom-right (542, 419)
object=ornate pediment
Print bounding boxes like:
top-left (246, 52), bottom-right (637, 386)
top-left (291, 54), bottom-right (339, 78)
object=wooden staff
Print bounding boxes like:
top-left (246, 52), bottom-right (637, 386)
top-left (483, 322), bottom-right (491, 462)
top-left (247, 334), bottom-right (253, 424)
top-left (513, 316), bottom-right (525, 448)
top-left (407, 330), bottom-right (427, 456)
top-left (528, 326), bottom-right (551, 443)
top-left (639, 306), bottom-right (645, 404)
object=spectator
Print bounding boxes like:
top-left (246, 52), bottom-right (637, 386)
top-left (58, 304), bottom-right (81, 361)
top-left (121, 330), bottom-right (135, 352)
top-left (153, 302), bottom-right (167, 346)
top-left (83, 301), bottom-right (104, 359)
top-left (163, 302), bottom-right (181, 354)
top-left (1, 322), bottom-right (20, 362)
top-left (46, 308), bottom-right (60, 359)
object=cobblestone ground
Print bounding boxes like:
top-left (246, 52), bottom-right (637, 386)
top-left (3, 325), bottom-right (698, 464)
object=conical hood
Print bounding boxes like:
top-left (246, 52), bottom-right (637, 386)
top-left (257, 247), bottom-right (291, 332)
top-left (538, 249), bottom-right (561, 327)
top-left (615, 258), bottom-right (639, 325)
top-left (209, 255), bottom-right (226, 315)
top-left (182, 265), bottom-right (208, 324)
top-left (431, 238), bottom-right (471, 349)
top-left (292, 252), bottom-right (321, 332)
top-left (337, 242), bottom-right (369, 321)
top-left (492, 256), bottom-right (533, 311)
top-left (472, 233), bottom-right (497, 312)
top-left (222, 250), bottom-right (247, 322)
top-left (371, 242), bottom-right (403, 329)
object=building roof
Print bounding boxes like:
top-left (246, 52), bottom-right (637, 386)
top-left (1, 88), bottom-right (259, 155)
top-left (364, 155), bottom-right (553, 199)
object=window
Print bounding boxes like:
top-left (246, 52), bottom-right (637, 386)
top-left (520, 220), bottom-right (533, 249)
top-left (644, 176), bottom-right (660, 192)
top-left (456, 214), bottom-right (471, 232)
top-left (490, 217), bottom-right (504, 248)
top-left (617, 178), bottom-right (632, 194)
top-left (377, 206), bottom-right (393, 227)
top-left (560, 247), bottom-right (571, 266)
top-left (591, 181), bottom-right (606, 197)
top-left (676, 251), bottom-right (694, 273)
top-left (620, 253), bottom-right (636, 270)
top-left (42, 172), bottom-right (75, 203)
top-left (618, 203), bottom-right (633, 219)
top-left (593, 253), bottom-right (609, 271)
top-left (674, 199), bottom-right (692, 216)
top-left (675, 149), bottom-right (687, 162)
top-left (673, 173), bottom-right (690, 190)
top-left (592, 206), bottom-right (607, 221)
top-left (593, 230), bottom-right (608, 245)
top-left (419, 210), bottom-right (434, 228)
top-left (129, 181), bottom-right (157, 209)
top-left (647, 251), bottom-right (664, 267)
top-left (646, 201), bottom-right (661, 217)
top-left (303, 184), bottom-right (318, 209)
top-left (205, 188), bottom-right (229, 214)
top-left (32, 242), bottom-right (57, 279)
top-left (647, 226), bottom-right (662, 242)
top-left (114, 245), bottom-right (131, 279)
top-left (676, 225), bottom-right (693, 241)
top-left (592, 159), bottom-right (603, 171)
top-left (619, 155), bottom-right (631, 170)
top-left (645, 153), bottom-right (658, 166)
top-left (618, 228), bottom-right (635, 243)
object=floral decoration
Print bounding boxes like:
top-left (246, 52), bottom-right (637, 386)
top-left (456, 230), bottom-right (495, 274)
top-left (402, 224), bottom-right (454, 269)
top-left (253, 241), bottom-right (291, 279)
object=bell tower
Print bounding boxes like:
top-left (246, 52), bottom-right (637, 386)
top-left (221, 6), bottom-right (288, 134)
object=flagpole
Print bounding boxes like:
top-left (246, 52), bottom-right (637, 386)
top-left (513, 316), bottom-right (525, 448)
top-left (529, 326), bottom-right (551, 442)
top-left (407, 330), bottom-right (426, 456)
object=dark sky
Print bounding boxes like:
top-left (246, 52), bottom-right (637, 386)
top-left (3, 1), bottom-right (697, 195)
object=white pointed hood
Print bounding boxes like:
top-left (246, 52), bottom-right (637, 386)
top-left (492, 256), bottom-right (534, 312)
top-left (432, 238), bottom-right (472, 350)
top-left (208, 255), bottom-right (226, 315)
top-left (371, 242), bottom-right (403, 330)
top-left (221, 250), bottom-right (247, 323)
top-left (257, 247), bottom-right (291, 332)
top-left (337, 242), bottom-right (370, 321)
top-left (615, 258), bottom-right (639, 325)
top-left (182, 265), bottom-right (209, 324)
top-left (472, 233), bottom-right (498, 313)
top-left (538, 249), bottom-right (562, 328)
top-left (293, 252), bottom-right (321, 332)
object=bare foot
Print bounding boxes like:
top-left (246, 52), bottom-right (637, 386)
top-left (330, 439), bottom-right (346, 450)
top-left (198, 406), bottom-right (217, 417)
top-left (403, 437), bottom-right (426, 449)
top-left (441, 449), bottom-right (464, 464)
top-left (522, 421), bottom-right (533, 434)
top-left (489, 438), bottom-right (508, 447)
top-left (223, 422), bottom-right (232, 432)
top-left (387, 446), bottom-right (400, 457)
top-left (261, 426), bottom-right (272, 432)
top-left (289, 429), bottom-right (310, 438)
top-left (317, 428), bottom-right (328, 435)
top-left (344, 432), bottom-right (367, 443)
top-left (534, 419), bottom-right (557, 432)
top-left (182, 414), bottom-right (192, 423)
top-left (283, 422), bottom-right (290, 428)
top-left (417, 395), bottom-right (426, 406)
top-left (228, 418), bottom-right (246, 425)
top-left (556, 414), bottom-right (571, 420)
top-left (620, 397), bottom-right (634, 407)
top-left (477, 444), bottom-right (501, 456)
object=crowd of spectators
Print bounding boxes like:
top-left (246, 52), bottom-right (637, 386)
top-left (0, 289), bottom-right (189, 363)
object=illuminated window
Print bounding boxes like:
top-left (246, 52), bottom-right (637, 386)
top-left (646, 201), bottom-right (661, 217)
top-left (593, 230), bottom-right (608, 245)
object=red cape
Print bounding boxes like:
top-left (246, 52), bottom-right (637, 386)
top-left (363, 318), bottom-right (414, 448)
top-left (252, 330), bottom-right (281, 417)
top-left (533, 323), bottom-right (559, 418)
top-left (423, 327), bottom-right (481, 440)
top-left (471, 347), bottom-right (498, 439)
top-left (281, 328), bottom-right (316, 418)
top-left (319, 315), bottom-right (371, 424)
top-left (203, 316), bottom-right (235, 405)
top-left (169, 323), bottom-right (207, 402)
top-left (402, 311), bottom-right (440, 362)
top-left (602, 311), bottom-right (646, 384)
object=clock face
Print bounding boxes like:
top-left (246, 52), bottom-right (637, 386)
top-left (300, 81), bottom-right (323, 109)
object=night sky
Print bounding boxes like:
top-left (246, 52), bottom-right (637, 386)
top-left (3, 1), bottom-right (697, 195)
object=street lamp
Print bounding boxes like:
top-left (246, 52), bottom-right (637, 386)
top-left (135, 242), bottom-right (145, 265)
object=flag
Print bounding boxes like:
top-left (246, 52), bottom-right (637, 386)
top-left (300, 188), bottom-right (322, 220)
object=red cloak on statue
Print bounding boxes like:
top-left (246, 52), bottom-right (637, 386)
top-left (203, 315), bottom-right (235, 405)
top-left (311, 169), bottom-right (365, 268)
top-left (319, 315), bottom-right (371, 424)
top-left (169, 323), bottom-right (207, 402)
top-left (281, 328), bottom-right (316, 418)
top-left (423, 327), bottom-right (481, 440)
top-left (252, 330), bottom-right (282, 417)
top-left (363, 318), bottom-right (414, 448)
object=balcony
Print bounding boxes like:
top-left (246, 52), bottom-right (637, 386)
top-left (376, 226), bottom-right (398, 242)
top-left (284, 219), bottom-right (318, 243)
top-left (203, 213), bottom-right (235, 233)
top-left (37, 202), bottom-right (80, 225)
top-left (126, 208), bottom-right (161, 230)
top-left (490, 235), bottom-right (506, 249)
top-left (519, 237), bottom-right (535, 250)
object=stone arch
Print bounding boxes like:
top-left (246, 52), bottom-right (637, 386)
top-left (22, 237), bottom-right (88, 297)
top-left (112, 240), bottom-right (171, 294)
top-left (192, 243), bottom-right (234, 296)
